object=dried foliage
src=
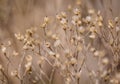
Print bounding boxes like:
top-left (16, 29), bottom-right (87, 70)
top-left (0, 0), bottom-right (120, 84)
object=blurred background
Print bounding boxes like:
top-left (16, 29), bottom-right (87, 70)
top-left (1, 0), bottom-right (120, 42)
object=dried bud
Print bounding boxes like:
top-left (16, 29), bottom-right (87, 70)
top-left (26, 55), bottom-right (32, 62)
top-left (70, 58), bottom-right (77, 65)
top-left (73, 8), bottom-right (80, 15)
top-left (89, 33), bottom-right (96, 39)
top-left (45, 42), bottom-right (51, 48)
top-left (25, 62), bottom-right (32, 72)
top-left (44, 16), bottom-right (49, 24)
top-left (102, 58), bottom-right (109, 65)
top-left (1, 46), bottom-right (6, 54)
top-left (11, 70), bottom-right (18, 77)
top-left (13, 51), bottom-right (19, 56)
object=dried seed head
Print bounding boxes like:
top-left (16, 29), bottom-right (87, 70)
top-left (108, 20), bottom-right (114, 28)
top-left (1, 46), bottom-right (6, 54)
top-left (49, 51), bottom-right (55, 56)
top-left (94, 50), bottom-right (105, 57)
top-left (109, 38), bottom-right (114, 45)
top-left (90, 47), bottom-right (95, 52)
top-left (26, 29), bottom-right (33, 37)
top-left (70, 58), bottom-right (77, 65)
top-left (89, 33), bottom-right (96, 39)
top-left (78, 26), bottom-right (85, 33)
top-left (15, 33), bottom-right (24, 41)
top-left (86, 16), bottom-right (92, 22)
top-left (11, 70), bottom-right (18, 77)
top-left (45, 42), bottom-right (51, 48)
top-left (41, 23), bottom-right (47, 28)
top-left (44, 16), bottom-right (49, 24)
top-left (73, 8), bottom-right (80, 15)
top-left (102, 58), bottom-right (109, 65)
top-left (55, 53), bottom-right (60, 59)
top-left (56, 14), bottom-right (62, 20)
top-left (51, 34), bottom-right (59, 40)
top-left (98, 15), bottom-right (103, 22)
top-left (114, 17), bottom-right (119, 23)
top-left (23, 45), bottom-right (28, 50)
top-left (26, 55), bottom-right (32, 62)
top-left (76, 72), bottom-right (81, 78)
top-left (65, 77), bottom-right (71, 84)
top-left (89, 27), bottom-right (96, 32)
top-left (71, 15), bottom-right (81, 25)
top-left (13, 51), bottom-right (19, 56)
top-left (54, 40), bottom-right (61, 47)
top-left (98, 21), bottom-right (103, 27)
top-left (61, 12), bottom-right (67, 18)
top-left (25, 62), bottom-right (32, 72)
top-left (60, 18), bottom-right (67, 25)
top-left (94, 51), bottom-right (99, 57)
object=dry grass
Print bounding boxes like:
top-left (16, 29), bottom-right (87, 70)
top-left (0, 0), bottom-right (120, 84)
